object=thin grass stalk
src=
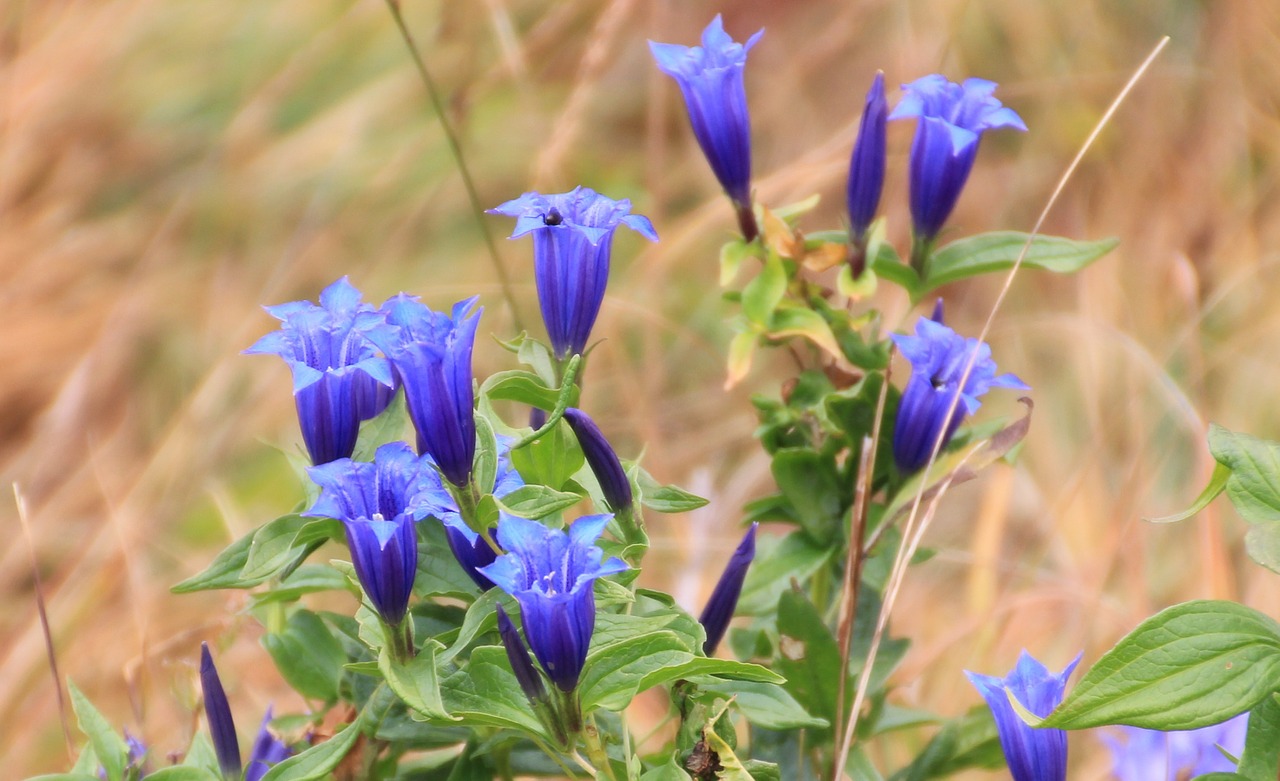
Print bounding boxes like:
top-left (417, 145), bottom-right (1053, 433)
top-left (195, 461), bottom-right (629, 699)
top-left (830, 36), bottom-right (1171, 778)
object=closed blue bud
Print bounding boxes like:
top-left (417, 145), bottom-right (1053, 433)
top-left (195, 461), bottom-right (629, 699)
top-left (891, 309), bottom-right (1028, 473)
top-left (699, 523), bottom-right (757, 655)
top-left (245, 277), bottom-right (395, 465)
top-left (369, 296), bottom-right (482, 487)
top-left (244, 707), bottom-right (292, 781)
top-left (563, 408), bottom-right (632, 512)
top-left (488, 187), bottom-right (657, 360)
top-left (305, 442), bottom-right (433, 626)
top-left (650, 16), bottom-right (763, 238)
top-left (497, 605), bottom-right (548, 707)
top-left (846, 72), bottom-right (887, 242)
top-left (478, 514), bottom-right (628, 692)
top-left (966, 651), bottom-right (1081, 781)
top-left (199, 643), bottom-right (242, 779)
top-left (1102, 714), bottom-right (1248, 781)
top-left (889, 75), bottom-right (1026, 243)
top-left (416, 436), bottom-right (527, 591)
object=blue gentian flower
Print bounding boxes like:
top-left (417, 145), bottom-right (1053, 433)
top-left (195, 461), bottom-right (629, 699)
top-left (488, 188), bottom-right (657, 360)
top-left (889, 75), bottom-right (1026, 243)
top-left (98, 730), bottom-right (148, 779)
top-left (699, 523), bottom-right (758, 655)
top-left (847, 72), bottom-right (887, 243)
top-left (245, 277), bottom-right (395, 465)
top-left (415, 437), bottom-right (526, 591)
top-left (199, 643), bottom-right (242, 779)
top-left (497, 605), bottom-right (548, 707)
top-left (245, 707), bottom-right (292, 781)
top-left (966, 651), bottom-right (1081, 781)
top-left (478, 514), bottom-right (628, 692)
top-left (369, 296), bottom-right (482, 487)
top-left (650, 15), bottom-right (763, 237)
top-left (1102, 713), bottom-right (1248, 781)
top-left (891, 309), bottom-right (1028, 473)
top-left (305, 442), bottom-right (434, 626)
top-left (563, 408), bottom-right (632, 512)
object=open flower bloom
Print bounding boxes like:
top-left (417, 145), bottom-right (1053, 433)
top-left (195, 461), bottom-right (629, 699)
top-left (966, 651), bottom-right (1081, 781)
top-left (489, 188), bottom-right (657, 360)
top-left (305, 442), bottom-right (434, 626)
top-left (200, 644), bottom-right (293, 781)
top-left (699, 523), bottom-right (758, 655)
top-left (245, 277), bottom-right (395, 465)
top-left (650, 16), bottom-right (763, 212)
top-left (890, 309), bottom-right (1028, 473)
top-left (478, 514), bottom-right (628, 692)
top-left (369, 296), bottom-right (481, 487)
top-left (1102, 713), bottom-right (1248, 781)
top-left (563, 408), bottom-right (633, 513)
top-left (415, 437), bottom-right (526, 591)
top-left (889, 75), bottom-right (1026, 242)
top-left (846, 72), bottom-right (888, 242)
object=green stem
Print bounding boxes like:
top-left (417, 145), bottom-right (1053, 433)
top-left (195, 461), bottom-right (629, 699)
top-left (382, 0), bottom-right (524, 332)
top-left (514, 354), bottom-right (583, 449)
top-left (909, 233), bottom-right (935, 279)
top-left (385, 617), bottom-right (415, 664)
top-left (582, 714), bottom-right (618, 781)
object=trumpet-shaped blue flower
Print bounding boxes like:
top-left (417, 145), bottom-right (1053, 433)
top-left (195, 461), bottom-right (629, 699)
top-left (1102, 713), bottom-right (1248, 781)
top-left (245, 277), bottom-right (395, 465)
top-left (966, 651), bottom-right (1081, 781)
top-left (478, 514), bottom-right (628, 692)
top-left (847, 72), bottom-right (887, 242)
top-left (199, 644), bottom-right (293, 781)
top-left (415, 437), bottom-right (526, 591)
top-left (891, 309), bottom-right (1028, 473)
top-left (699, 523), bottom-right (758, 655)
top-left (305, 442), bottom-right (435, 626)
top-left (889, 75), bottom-right (1026, 242)
top-left (563, 408), bottom-right (632, 512)
top-left (489, 188), bottom-right (657, 360)
top-left (369, 296), bottom-right (482, 487)
top-left (650, 16), bottom-right (763, 219)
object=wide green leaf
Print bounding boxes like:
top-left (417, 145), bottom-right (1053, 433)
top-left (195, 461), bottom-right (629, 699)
top-left (701, 680), bottom-right (828, 730)
top-left (438, 646), bottom-right (546, 738)
top-left (1237, 693), bottom-right (1280, 781)
top-left (510, 419), bottom-right (584, 491)
top-left (241, 515), bottom-right (341, 584)
top-left (171, 529), bottom-right (255, 593)
top-left (1042, 600), bottom-right (1280, 729)
top-left (887, 706), bottom-right (1002, 781)
top-left (1210, 425), bottom-right (1280, 524)
top-left (737, 531), bottom-right (833, 615)
top-left (144, 769), bottom-right (220, 781)
top-left (379, 641), bottom-right (454, 721)
top-left (68, 682), bottom-right (128, 781)
top-left (259, 711), bottom-right (365, 781)
top-left (481, 370), bottom-right (568, 410)
top-left (262, 609), bottom-right (345, 702)
top-left (742, 252), bottom-right (787, 327)
top-left (497, 484), bottom-right (584, 519)
top-left (922, 232), bottom-right (1118, 293)
top-left (770, 448), bottom-right (844, 543)
top-left (634, 467), bottom-right (710, 513)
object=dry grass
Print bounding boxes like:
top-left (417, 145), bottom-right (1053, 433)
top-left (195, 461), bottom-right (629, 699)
top-left (1, 0), bottom-right (1278, 776)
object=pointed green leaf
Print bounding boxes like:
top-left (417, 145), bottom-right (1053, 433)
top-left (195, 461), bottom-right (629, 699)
top-left (1236, 693), bottom-right (1280, 780)
top-left (352, 391), bottom-right (407, 461)
top-left (438, 646), bottom-right (546, 738)
top-left (634, 467), bottom-right (709, 513)
top-left (701, 680), bottom-right (828, 730)
top-left (767, 307), bottom-right (843, 360)
top-left (1042, 600), bottom-right (1280, 730)
top-left (496, 484), bottom-right (584, 519)
top-left (262, 609), bottom-right (345, 702)
top-left (259, 710), bottom-right (364, 781)
top-left (68, 682), bottom-right (128, 781)
top-left (144, 769), bottom-right (220, 781)
top-left (171, 529), bottom-right (255, 593)
top-left (923, 232), bottom-right (1118, 292)
top-left (742, 253), bottom-right (787, 327)
top-left (379, 641), bottom-right (454, 722)
top-left (1147, 461), bottom-right (1230, 523)
top-left (481, 370), bottom-right (570, 410)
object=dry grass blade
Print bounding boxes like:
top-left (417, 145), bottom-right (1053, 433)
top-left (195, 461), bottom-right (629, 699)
top-left (830, 36), bottom-right (1173, 779)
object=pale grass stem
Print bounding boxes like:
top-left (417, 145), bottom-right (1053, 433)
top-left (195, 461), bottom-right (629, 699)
top-left (830, 36), bottom-right (1172, 780)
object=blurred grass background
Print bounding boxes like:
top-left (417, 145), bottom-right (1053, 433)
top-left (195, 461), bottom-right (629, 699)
top-left (2, 0), bottom-right (1278, 776)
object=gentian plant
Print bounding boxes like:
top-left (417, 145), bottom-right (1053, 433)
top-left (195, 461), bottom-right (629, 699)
top-left (52, 9), bottom-right (1280, 781)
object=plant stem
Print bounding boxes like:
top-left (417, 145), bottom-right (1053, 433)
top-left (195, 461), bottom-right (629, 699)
top-left (386, 617), bottom-right (416, 663)
top-left (382, 0), bottom-right (524, 332)
top-left (582, 714), bottom-right (619, 781)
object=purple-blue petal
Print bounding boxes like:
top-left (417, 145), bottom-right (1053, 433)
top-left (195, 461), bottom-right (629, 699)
top-left (965, 651), bottom-right (1079, 781)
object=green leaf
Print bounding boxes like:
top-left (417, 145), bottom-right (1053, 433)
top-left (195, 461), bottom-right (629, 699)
top-left (262, 610), bottom-right (345, 702)
top-left (171, 529), bottom-right (254, 593)
top-left (726, 329), bottom-right (757, 387)
top-left (241, 515), bottom-right (341, 584)
top-left (701, 680), bottom-right (828, 730)
top-left (1245, 526), bottom-right (1280, 574)
top-left (251, 564), bottom-right (351, 606)
top-left (640, 754), bottom-right (693, 781)
top-left (1148, 461), bottom-right (1230, 523)
top-left (496, 484), bottom-right (583, 519)
top-left (634, 467), bottom-right (710, 513)
top-left (737, 531), bottom-right (833, 615)
top-left (143, 769), bottom-right (220, 781)
top-left (864, 240), bottom-right (919, 296)
top-left (473, 415), bottom-right (498, 503)
top-left (1042, 600), bottom-right (1280, 730)
top-left (259, 711), bottom-right (365, 781)
top-left (352, 391), bottom-right (407, 461)
top-left (1210, 425), bottom-right (1280, 524)
top-left (510, 419), bottom-right (584, 491)
top-left (1237, 693), bottom-right (1280, 781)
top-left (27, 776), bottom-right (102, 781)
top-left (771, 449), bottom-right (844, 543)
top-left (774, 590), bottom-right (843, 727)
top-left (922, 232), bottom-right (1118, 292)
top-left (439, 588), bottom-right (506, 665)
top-left (767, 307), bottom-right (843, 360)
top-left (439, 646), bottom-right (546, 738)
top-left (888, 706), bottom-right (1002, 781)
top-left (742, 253), bottom-right (787, 327)
top-left (379, 640), bottom-right (454, 721)
top-left (415, 519), bottom-right (487, 600)
top-left (720, 239), bottom-right (756, 287)
top-left (68, 682), bottom-right (128, 781)
top-left (579, 631), bottom-right (693, 712)
top-left (481, 370), bottom-right (568, 411)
